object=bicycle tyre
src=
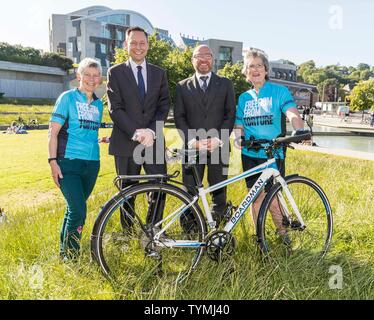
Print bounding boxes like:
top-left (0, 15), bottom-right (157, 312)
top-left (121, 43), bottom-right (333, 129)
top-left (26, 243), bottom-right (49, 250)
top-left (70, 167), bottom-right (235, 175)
top-left (91, 182), bottom-right (207, 282)
top-left (257, 175), bottom-right (333, 258)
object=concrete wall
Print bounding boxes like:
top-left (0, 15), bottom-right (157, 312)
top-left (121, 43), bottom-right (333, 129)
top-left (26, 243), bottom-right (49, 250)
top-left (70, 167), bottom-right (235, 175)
top-left (205, 39), bottom-right (243, 71)
top-left (0, 61), bottom-right (68, 99)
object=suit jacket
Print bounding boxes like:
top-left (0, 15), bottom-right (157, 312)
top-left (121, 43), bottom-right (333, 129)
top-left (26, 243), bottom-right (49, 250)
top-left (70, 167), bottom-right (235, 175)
top-left (174, 72), bottom-right (236, 146)
top-left (107, 60), bottom-right (170, 157)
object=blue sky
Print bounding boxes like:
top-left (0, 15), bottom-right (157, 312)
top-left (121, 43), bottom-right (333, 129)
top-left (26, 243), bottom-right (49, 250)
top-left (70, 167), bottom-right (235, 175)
top-left (1, 0), bottom-right (373, 67)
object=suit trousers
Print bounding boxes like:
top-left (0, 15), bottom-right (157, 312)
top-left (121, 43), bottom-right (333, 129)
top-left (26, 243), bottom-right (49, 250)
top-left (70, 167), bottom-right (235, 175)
top-left (114, 150), bottom-right (167, 227)
top-left (183, 161), bottom-right (228, 217)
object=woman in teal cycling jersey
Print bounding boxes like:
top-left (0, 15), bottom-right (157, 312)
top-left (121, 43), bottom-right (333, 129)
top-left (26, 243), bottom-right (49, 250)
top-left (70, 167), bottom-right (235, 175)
top-left (48, 58), bottom-right (104, 260)
top-left (234, 49), bottom-right (304, 243)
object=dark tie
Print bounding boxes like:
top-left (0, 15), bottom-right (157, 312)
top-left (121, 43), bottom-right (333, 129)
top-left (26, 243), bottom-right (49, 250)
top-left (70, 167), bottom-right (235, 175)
top-left (137, 65), bottom-right (146, 104)
top-left (200, 76), bottom-right (208, 92)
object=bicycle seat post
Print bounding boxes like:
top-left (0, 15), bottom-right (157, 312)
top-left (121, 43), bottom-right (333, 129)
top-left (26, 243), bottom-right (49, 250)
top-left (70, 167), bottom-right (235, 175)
top-left (191, 164), bottom-right (203, 189)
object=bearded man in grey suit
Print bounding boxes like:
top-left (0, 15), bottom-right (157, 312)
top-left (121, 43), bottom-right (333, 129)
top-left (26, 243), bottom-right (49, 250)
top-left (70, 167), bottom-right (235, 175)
top-left (174, 45), bottom-right (236, 229)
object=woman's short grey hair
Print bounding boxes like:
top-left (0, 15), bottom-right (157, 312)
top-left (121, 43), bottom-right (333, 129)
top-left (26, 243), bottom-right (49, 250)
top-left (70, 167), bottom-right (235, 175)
top-left (77, 58), bottom-right (102, 76)
top-left (242, 49), bottom-right (270, 81)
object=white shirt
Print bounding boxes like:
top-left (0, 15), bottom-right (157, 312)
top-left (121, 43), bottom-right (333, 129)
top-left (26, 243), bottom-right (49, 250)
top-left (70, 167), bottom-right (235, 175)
top-left (129, 58), bottom-right (147, 93)
top-left (129, 59), bottom-right (155, 140)
top-left (188, 71), bottom-right (223, 149)
top-left (195, 71), bottom-right (212, 90)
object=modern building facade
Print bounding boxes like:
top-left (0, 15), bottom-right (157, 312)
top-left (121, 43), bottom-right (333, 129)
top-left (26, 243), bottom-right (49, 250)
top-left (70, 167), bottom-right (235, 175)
top-left (180, 35), bottom-right (243, 72)
top-left (49, 6), bottom-right (174, 71)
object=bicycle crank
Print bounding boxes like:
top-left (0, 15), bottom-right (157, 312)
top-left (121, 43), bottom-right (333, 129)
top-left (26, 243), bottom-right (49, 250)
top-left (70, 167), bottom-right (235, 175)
top-left (206, 231), bottom-right (236, 262)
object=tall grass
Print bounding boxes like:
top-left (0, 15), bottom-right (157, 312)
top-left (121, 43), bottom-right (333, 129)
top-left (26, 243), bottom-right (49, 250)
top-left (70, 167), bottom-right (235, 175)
top-left (0, 130), bottom-right (373, 300)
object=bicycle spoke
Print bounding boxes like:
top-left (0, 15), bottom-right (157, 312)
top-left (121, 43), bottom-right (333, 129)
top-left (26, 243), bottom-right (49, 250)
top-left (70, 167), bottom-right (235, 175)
top-left (259, 176), bottom-right (332, 258)
top-left (92, 184), bottom-right (206, 285)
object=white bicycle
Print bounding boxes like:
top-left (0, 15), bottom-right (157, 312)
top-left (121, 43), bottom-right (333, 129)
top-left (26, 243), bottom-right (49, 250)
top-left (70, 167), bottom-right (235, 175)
top-left (91, 132), bottom-right (333, 280)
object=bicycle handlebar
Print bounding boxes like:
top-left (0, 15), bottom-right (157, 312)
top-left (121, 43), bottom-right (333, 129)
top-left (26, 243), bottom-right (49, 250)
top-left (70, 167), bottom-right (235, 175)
top-left (241, 132), bottom-right (312, 149)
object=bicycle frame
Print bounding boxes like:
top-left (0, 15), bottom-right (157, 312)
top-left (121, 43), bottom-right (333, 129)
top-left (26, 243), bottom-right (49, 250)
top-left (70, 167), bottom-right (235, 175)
top-left (153, 157), bottom-right (306, 249)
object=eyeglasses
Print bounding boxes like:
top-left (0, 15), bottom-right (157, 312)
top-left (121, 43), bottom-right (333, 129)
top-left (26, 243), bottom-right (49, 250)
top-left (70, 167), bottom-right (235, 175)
top-left (193, 54), bottom-right (213, 60)
top-left (248, 63), bottom-right (265, 70)
top-left (82, 74), bottom-right (101, 80)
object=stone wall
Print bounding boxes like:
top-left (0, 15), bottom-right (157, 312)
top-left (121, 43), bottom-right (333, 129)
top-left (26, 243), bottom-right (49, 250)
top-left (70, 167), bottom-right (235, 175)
top-left (0, 61), bottom-right (69, 99)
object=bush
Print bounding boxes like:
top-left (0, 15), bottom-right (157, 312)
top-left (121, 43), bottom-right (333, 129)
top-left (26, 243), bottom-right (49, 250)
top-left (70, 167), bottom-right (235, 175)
top-left (0, 42), bottom-right (73, 71)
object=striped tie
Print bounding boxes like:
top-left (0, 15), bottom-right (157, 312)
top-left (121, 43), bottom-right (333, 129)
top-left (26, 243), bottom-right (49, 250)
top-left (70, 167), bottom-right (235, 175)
top-left (200, 76), bottom-right (208, 92)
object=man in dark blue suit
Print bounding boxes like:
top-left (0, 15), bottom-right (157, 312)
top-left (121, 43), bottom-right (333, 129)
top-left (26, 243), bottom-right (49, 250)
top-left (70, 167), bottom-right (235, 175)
top-left (107, 27), bottom-right (170, 226)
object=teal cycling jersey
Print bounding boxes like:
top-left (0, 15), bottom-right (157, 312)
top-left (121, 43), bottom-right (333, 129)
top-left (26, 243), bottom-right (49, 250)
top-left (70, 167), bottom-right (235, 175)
top-left (235, 81), bottom-right (297, 159)
top-left (50, 88), bottom-right (103, 161)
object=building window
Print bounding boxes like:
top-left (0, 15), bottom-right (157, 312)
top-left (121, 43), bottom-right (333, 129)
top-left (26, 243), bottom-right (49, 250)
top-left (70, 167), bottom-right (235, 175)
top-left (218, 46), bottom-right (233, 69)
top-left (97, 14), bottom-right (130, 26)
top-left (101, 23), bottom-right (111, 38)
top-left (67, 42), bottom-right (73, 53)
top-left (57, 43), bottom-right (66, 56)
top-left (77, 39), bottom-right (82, 52)
top-left (116, 29), bottom-right (124, 41)
top-left (100, 43), bottom-right (107, 54)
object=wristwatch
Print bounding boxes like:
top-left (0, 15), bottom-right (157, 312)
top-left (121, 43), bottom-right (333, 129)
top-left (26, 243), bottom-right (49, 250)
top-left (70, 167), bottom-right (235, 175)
top-left (48, 158), bottom-right (58, 163)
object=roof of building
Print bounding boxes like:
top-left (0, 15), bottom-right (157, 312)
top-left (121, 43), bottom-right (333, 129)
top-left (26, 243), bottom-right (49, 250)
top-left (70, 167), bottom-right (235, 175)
top-left (180, 35), bottom-right (206, 47)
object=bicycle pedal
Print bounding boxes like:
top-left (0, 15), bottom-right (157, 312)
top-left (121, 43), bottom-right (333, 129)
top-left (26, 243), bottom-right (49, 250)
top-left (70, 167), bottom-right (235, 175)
top-left (146, 251), bottom-right (161, 260)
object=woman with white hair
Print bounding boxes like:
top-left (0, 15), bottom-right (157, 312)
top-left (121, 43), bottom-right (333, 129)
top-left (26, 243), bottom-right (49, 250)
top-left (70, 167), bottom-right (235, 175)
top-left (234, 49), bottom-right (305, 245)
top-left (48, 58), bottom-right (104, 260)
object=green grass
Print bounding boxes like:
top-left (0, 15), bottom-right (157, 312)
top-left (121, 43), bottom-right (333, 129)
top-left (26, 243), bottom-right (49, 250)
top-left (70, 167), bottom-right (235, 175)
top-left (0, 98), bottom-right (55, 106)
top-left (0, 129), bottom-right (373, 300)
top-left (0, 104), bottom-right (112, 126)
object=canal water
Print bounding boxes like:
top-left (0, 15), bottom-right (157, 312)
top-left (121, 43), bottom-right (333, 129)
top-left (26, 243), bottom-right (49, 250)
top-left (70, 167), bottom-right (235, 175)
top-left (313, 135), bottom-right (374, 154)
top-left (288, 124), bottom-right (374, 154)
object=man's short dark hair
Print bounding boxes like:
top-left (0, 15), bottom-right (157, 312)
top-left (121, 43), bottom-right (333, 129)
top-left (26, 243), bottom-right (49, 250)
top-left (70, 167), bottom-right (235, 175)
top-left (126, 26), bottom-right (149, 41)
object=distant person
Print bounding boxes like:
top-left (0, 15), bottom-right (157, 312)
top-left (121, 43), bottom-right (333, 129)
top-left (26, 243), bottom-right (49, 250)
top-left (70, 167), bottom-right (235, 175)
top-left (234, 48), bottom-right (305, 244)
top-left (7, 121), bottom-right (17, 134)
top-left (370, 111), bottom-right (374, 127)
top-left (48, 58), bottom-right (106, 261)
top-left (301, 106), bottom-right (305, 120)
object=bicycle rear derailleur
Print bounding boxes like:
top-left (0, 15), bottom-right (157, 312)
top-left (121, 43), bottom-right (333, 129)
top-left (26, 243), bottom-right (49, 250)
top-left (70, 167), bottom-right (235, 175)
top-left (206, 231), bottom-right (236, 262)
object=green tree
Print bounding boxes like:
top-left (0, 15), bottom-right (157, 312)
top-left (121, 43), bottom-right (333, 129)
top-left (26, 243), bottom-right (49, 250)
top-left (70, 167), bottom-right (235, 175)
top-left (318, 78), bottom-right (340, 102)
top-left (113, 34), bottom-right (196, 104)
top-left (348, 79), bottom-right (374, 111)
top-left (217, 62), bottom-right (250, 100)
top-left (357, 63), bottom-right (371, 71)
top-left (0, 42), bottom-right (73, 70)
top-left (360, 69), bottom-right (372, 81)
top-left (113, 34), bottom-right (172, 69)
top-left (166, 46), bottom-right (195, 102)
top-left (297, 60), bottom-right (316, 82)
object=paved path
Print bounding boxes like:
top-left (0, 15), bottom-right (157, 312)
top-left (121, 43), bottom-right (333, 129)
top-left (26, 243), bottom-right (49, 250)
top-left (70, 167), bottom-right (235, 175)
top-left (313, 115), bottom-right (374, 134)
top-left (293, 144), bottom-right (374, 161)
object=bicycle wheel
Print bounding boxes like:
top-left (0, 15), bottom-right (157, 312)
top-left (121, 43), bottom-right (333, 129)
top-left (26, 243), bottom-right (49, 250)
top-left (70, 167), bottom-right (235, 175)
top-left (257, 175), bottom-right (333, 258)
top-left (91, 183), bottom-right (207, 282)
